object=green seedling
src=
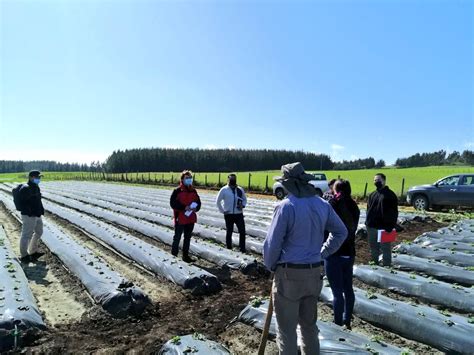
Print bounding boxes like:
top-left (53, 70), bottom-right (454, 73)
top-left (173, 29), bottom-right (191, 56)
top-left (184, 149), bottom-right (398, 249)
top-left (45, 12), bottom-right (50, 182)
top-left (370, 335), bottom-right (384, 344)
top-left (439, 309), bottom-right (452, 317)
top-left (170, 336), bottom-right (181, 345)
top-left (366, 291), bottom-right (378, 300)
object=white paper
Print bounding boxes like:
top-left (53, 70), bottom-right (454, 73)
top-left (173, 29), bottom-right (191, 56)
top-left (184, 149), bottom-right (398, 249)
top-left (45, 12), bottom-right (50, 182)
top-left (185, 202), bottom-right (198, 217)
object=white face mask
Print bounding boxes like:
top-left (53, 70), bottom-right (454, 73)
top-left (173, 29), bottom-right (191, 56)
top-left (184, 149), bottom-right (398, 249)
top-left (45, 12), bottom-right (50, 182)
top-left (183, 178), bottom-right (193, 186)
top-left (32, 178), bottom-right (41, 184)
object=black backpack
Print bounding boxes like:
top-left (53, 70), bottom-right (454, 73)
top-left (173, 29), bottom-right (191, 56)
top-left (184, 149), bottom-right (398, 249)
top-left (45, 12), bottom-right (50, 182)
top-left (12, 184), bottom-right (26, 211)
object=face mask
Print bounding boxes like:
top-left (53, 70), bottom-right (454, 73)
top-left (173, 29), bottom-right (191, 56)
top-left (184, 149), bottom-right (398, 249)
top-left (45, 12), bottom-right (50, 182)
top-left (183, 178), bottom-right (193, 186)
top-left (374, 181), bottom-right (383, 189)
top-left (33, 178), bottom-right (41, 184)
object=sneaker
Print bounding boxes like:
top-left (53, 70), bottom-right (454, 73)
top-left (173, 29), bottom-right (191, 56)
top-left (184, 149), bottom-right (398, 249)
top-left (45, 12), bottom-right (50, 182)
top-left (29, 252), bottom-right (45, 261)
top-left (182, 255), bottom-right (195, 263)
top-left (240, 249), bottom-right (247, 254)
top-left (19, 255), bottom-right (31, 263)
top-left (343, 323), bottom-right (352, 331)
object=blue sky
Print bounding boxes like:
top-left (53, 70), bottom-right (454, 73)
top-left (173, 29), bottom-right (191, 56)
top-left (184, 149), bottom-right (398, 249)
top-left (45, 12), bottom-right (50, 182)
top-left (0, 0), bottom-right (472, 165)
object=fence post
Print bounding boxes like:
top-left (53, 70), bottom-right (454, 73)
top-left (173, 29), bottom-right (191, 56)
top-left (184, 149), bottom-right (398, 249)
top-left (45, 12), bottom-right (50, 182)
top-left (171, 175), bottom-right (174, 184)
top-left (363, 182), bottom-right (368, 199)
top-left (248, 173), bottom-right (252, 191)
top-left (218, 173), bottom-right (221, 186)
top-left (205, 174), bottom-right (208, 187)
top-left (337, 175), bottom-right (341, 179)
top-left (162, 173), bottom-right (165, 183)
top-left (265, 175), bottom-right (269, 192)
top-left (400, 178), bottom-right (405, 198)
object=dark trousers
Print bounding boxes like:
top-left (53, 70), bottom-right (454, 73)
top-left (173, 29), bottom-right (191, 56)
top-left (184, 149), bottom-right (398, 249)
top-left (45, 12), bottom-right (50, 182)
top-left (172, 223), bottom-right (194, 257)
top-left (325, 255), bottom-right (355, 326)
top-left (224, 213), bottom-right (246, 252)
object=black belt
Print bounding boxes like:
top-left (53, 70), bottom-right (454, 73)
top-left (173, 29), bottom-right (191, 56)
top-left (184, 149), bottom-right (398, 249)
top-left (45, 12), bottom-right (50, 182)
top-left (278, 262), bottom-right (323, 269)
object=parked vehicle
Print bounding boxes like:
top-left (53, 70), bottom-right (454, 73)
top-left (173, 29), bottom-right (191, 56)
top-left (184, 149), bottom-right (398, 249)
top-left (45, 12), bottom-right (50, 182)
top-left (407, 174), bottom-right (474, 210)
top-left (273, 172), bottom-right (329, 200)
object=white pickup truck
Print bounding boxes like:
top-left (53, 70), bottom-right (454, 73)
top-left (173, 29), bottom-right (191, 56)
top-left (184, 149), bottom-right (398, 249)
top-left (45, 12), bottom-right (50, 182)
top-left (273, 172), bottom-right (329, 199)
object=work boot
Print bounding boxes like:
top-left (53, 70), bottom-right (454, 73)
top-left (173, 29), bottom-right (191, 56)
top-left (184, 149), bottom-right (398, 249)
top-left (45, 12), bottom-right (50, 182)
top-left (29, 252), bottom-right (45, 261)
top-left (182, 255), bottom-right (195, 263)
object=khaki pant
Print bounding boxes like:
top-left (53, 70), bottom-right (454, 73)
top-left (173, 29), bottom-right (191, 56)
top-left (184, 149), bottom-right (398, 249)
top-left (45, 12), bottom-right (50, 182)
top-left (20, 215), bottom-right (43, 257)
top-left (272, 266), bottom-right (323, 355)
top-left (367, 227), bottom-right (392, 266)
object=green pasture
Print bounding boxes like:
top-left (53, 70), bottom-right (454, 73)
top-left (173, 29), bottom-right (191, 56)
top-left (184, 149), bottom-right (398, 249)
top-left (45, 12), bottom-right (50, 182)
top-left (1, 166), bottom-right (473, 198)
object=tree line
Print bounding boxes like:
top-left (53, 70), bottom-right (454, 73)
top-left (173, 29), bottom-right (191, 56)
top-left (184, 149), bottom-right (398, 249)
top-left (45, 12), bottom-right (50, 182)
top-left (105, 148), bottom-right (334, 172)
top-left (0, 160), bottom-right (93, 174)
top-left (395, 150), bottom-right (474, 168)
top-left (1, 149), bottom-right (472, 174)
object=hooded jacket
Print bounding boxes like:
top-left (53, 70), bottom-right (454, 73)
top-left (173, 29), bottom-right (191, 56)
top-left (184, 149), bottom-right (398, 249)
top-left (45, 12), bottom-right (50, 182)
top-left (216, 185), bottom-right (247, 215)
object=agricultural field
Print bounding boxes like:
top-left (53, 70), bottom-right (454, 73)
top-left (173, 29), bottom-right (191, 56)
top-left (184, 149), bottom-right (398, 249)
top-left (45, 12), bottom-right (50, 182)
top-left (1, 165), bottom-right (474, 198)
top-left (1, 181), bottom-right (474, 353)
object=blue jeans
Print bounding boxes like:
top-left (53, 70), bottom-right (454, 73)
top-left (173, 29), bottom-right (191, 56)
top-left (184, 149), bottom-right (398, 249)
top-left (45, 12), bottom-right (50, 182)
top-left (325, 255), bottom-right (355, 326)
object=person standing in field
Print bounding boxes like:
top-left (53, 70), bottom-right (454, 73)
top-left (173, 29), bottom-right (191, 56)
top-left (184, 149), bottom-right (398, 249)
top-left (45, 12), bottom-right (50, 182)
top-left (322, 178), bottom-right (337, 201)
top-left (366, 173), bottom-right (398, 266)
top-left (264, 162), bottom-right (347, 355)
top-left (325, 179), bottom-right (360, 330)
top-left (170, 170), bottom-right (201, 263)
top-left (216, 174), bottom-right (247, 253)
top-left (18, 170), bottom-right (45, 263)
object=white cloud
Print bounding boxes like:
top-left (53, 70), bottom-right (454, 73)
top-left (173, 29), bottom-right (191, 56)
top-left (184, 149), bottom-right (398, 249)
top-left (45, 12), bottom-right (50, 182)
top-left (228, 145), bottom-right (236, 150)
top-left (465, 142), bottom-right (474, 149)
top-left (350, 155), bottom-right (359, 160)
top-left (331, 144), bottom-right (345, 151)
top-left (330, 144), bottom-right (345, 162)
top-left (203, 144), bottom-right (218, 150)
top-left (163, 144), bottom-right (181, 149)
top-left (0, 148), bottom-right (109, 164)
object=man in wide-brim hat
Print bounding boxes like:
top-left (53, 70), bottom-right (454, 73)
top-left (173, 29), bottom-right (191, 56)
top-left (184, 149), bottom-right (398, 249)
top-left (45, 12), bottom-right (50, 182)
top-left (264, 162), bottom-right (348, 354)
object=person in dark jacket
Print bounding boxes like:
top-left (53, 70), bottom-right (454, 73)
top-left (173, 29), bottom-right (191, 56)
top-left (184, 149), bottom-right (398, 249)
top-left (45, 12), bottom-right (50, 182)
top-left (169, 170), bottom-right (201, 263)
top-left (19, 170), bottom-right (45, 263)
top-left (366, 173), bottom-right (398, 266)
top-left (325, 179), bottom-right (360, 329)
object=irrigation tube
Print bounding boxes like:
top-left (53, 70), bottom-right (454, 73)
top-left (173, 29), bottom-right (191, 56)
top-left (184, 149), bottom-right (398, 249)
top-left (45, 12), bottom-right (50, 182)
top-left (413, 235), bottom-right (474, 253)
top-left (394, 243), bottom-right (474, 267)
top-left (42, 187), bottom-right (266, 251)
top-left (391, 254), bottom-right (474, 286)
top-left (353, 265), bottom-right (474, 313)
top-left (40, 192), bottom-right (263, 274)
top-left (237, 300), bottom-right (402, 354)
top-left (43, 200), bottom-right (221, 295)
top-left (0, 192), bottom-right (150, 318)
top-left (158, 334), bottom-right (231, 355)
top-left (320, 286), bottom-right (474, 354)
top-left (0, 226), bottom-right (45, 351)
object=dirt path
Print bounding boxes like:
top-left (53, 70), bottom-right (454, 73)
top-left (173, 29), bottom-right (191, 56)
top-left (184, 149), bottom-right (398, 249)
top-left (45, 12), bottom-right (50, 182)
top-left (0, 206), bottom-right (89, 327)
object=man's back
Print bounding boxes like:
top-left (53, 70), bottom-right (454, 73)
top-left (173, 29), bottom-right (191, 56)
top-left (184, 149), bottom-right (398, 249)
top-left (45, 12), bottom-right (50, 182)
top-left (264, 195), bottom-right (347, 270)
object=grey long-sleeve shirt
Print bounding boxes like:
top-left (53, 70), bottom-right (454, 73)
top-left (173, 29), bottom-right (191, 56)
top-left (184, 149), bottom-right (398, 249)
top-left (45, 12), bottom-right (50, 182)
top-left (263, 194), bottom-right (348, 271)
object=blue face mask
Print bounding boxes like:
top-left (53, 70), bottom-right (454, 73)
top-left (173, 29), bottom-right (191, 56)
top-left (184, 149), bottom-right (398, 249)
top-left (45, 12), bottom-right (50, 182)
top-left (183, 178), bottom-right (193, 186)
top-left (32, 178), bottom-right (41, 184)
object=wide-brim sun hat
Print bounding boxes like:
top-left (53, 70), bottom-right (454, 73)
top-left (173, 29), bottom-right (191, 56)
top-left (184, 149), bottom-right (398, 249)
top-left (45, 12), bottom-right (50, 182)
top-left (274, 162), bottom-right (316, 198)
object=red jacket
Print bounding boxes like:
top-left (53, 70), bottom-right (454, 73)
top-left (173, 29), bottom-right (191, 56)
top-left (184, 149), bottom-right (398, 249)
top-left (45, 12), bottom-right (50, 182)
top-left (170, 183), bottom-right (201, 225)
